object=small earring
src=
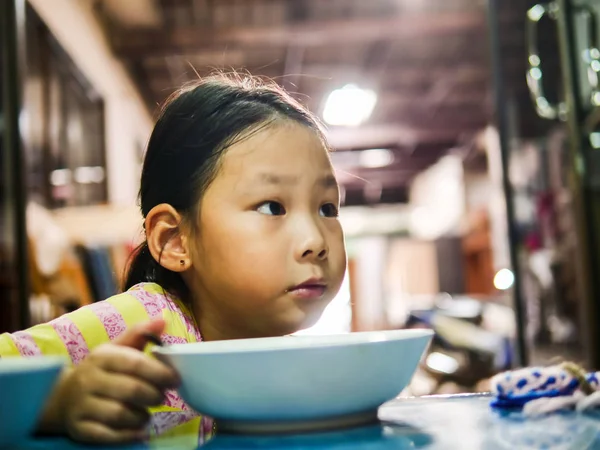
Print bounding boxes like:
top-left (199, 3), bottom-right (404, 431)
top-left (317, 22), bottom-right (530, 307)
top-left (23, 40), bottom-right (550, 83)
top-left (180, 260), bottom-right (185, 266)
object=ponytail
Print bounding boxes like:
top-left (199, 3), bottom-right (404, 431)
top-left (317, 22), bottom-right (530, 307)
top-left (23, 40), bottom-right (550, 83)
top-left (123, 241), bottom-right (189, 300)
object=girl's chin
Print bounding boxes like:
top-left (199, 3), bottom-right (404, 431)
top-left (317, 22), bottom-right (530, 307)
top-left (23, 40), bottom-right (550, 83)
top-left (286, 309), bottom-right (328, 334)
top-left (250, 302), bottom-right (330, 337)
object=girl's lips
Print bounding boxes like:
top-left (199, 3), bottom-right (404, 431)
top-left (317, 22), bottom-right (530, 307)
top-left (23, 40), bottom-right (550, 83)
top-left (288, 284), bottom-right (327, 300)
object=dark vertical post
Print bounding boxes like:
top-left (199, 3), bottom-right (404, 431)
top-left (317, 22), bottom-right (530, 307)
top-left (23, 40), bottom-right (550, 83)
top-left (486, 0), bottom-right (528, 367)
top-left (1, 0), bottom-right (30, 330)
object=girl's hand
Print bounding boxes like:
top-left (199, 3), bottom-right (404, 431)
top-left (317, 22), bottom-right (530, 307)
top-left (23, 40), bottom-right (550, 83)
top-left (39, 318), bottom-right (180, 444)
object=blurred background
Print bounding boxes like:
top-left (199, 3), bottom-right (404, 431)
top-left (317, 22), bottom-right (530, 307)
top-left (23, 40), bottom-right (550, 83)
top-left (2, 0), bottom-right (600, 396)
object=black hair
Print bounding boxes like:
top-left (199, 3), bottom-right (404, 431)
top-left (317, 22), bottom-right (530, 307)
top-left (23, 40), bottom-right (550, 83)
top-left (123, 73), bottom-right (327, 301)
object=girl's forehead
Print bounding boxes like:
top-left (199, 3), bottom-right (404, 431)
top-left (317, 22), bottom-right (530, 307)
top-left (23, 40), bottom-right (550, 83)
top-left (220, 123), bottom-right (332, 177)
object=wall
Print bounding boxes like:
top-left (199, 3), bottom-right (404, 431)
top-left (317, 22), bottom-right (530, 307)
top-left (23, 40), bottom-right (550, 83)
top-left (27, 0), bottom-right (153, 206)
top-left (464, 171), bottom-right (491, 213)
top-left (384, 238), bottom-right (440, 326)
top-left (352, 236), bottom-right (388, 331)
top-left (408, 154), bottom-right (466, 240)
top-left (339, 204), bottom-right (411, 237)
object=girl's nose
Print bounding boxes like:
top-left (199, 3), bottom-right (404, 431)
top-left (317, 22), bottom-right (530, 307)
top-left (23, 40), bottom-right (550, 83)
top-left (294, 220), bottom-right (328, 262)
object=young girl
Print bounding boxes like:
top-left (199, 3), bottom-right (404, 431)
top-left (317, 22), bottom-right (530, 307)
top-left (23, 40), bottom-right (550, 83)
top-left (0, 75), bottom-right (347, 444)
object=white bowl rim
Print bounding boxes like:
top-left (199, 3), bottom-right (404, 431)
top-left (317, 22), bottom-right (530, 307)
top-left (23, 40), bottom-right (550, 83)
top-left (154, 328), bottom-right (433, 356)
top-left (0, 356), bottom-right (67, 374)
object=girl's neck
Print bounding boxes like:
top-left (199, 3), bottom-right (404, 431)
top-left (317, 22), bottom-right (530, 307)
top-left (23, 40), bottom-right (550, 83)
top-left (184, 279), bottom-right (276, 342)
top-left (192, 303), bottom-right (250, 342)
top-left (199, 319), bottom-right (243, 342)
top-left (193, 303), bottom-right (283, 342)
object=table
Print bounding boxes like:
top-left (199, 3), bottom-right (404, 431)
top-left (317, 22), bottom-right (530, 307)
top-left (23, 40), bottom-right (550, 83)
top-left (15, 394), bottom-right (600, 449)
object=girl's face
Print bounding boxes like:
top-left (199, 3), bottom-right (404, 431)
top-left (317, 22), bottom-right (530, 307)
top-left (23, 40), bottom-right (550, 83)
top-left (186, 122), bottom-right (346, 340)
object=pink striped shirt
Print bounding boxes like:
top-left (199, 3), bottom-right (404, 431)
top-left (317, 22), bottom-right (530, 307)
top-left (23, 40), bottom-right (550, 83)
top-left (0, 282), bottom-right (212, 439)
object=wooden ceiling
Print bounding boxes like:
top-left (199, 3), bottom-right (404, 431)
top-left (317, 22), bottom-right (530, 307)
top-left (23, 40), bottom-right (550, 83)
top-left (95, 0), bottom-right (550, 206)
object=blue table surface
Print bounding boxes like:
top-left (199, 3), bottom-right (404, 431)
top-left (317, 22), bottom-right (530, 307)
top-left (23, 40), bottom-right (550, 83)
top-left (14, 394), bottom-right (600, 450)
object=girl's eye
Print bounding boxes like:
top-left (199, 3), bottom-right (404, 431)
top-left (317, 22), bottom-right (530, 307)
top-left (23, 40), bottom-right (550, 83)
top-left (257, 201), bottom-right (286, 216)
top-left (320, 203), bottom-right (339, 218)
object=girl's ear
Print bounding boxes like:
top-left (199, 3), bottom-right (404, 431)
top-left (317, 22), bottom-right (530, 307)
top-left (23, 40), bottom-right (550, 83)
top-left (145, 204), bottom-right (191, 272)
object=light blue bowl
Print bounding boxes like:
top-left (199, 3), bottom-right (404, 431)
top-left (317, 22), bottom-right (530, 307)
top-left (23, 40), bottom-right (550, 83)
top-left (155, 329), bottom-right (433, 433)
top-left (0, 356), bottom-right (66, 447)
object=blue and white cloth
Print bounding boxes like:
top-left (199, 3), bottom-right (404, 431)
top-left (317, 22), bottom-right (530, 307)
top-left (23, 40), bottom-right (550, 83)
top-left (490, 365), bottom-right (600, 416)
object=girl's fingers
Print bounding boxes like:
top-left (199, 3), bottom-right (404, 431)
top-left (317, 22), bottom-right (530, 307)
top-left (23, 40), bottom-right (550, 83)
top-left (78, 396), bottom-right (150, 430)
top-left (91, 344), bottom-right (179, 389)
top-left (113, 318), bottom-right (166, 350)
top-left (69, 420), bottom-right (147, 444)
top-left (90, 371), bottom-right (164, 407)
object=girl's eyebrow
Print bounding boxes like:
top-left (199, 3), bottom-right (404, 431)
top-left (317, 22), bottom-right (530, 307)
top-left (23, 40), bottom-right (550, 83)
top-left (319, 174), bottom-right (339, 188)
top-left (254, 173), bottom-right (338, 188)
top-left (256, 173), bottom-right (297, 185)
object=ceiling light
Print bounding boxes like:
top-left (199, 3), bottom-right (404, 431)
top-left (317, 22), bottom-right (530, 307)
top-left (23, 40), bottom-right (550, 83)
top-left (493, 268), bottom-right (515, 291)
top-left (359, 148), bottom-right (394, 168)
top-left (323, 84), bottom-right (377, 127)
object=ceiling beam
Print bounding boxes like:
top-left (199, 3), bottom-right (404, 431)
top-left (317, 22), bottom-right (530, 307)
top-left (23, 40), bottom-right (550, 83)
top-left (98, 0), bottom-right (163, 28)
top-left (145, 64), bottom-right (491, 88)
top-left (146, 78), bottom-right (491, 106)
top-left (369, 105), bottom-right (491, 128)
top-left (336, 169), bottom-right (431, 188)
top-left (342, 186), bottom-right (409, 206)
top-left (111, 11), bottom-right (508, 57)
top-left (338, 165), bottom-right (439, 187)
top-left (332, 141), bottom-right (452, 155)
top-left (141, 59), bottom-right (530, 99)
top-left (331, 150), bottom-right (442, 171)
top-left (298, 63), bottom-right (492, 85)
top-left (326, 124), bottom-right (477, 151)
top-left (124, 30), bottom-right (530, 74)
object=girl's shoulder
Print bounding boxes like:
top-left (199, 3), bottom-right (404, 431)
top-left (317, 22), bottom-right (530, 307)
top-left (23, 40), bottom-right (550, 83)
top-left (117, 283), bottom-right (202, 344)
top-left (116, 282), bottom-right (176, 316)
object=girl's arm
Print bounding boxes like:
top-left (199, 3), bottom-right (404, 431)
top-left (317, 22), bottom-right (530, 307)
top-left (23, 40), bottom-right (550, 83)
top-left (0, 290), bottom-right (160, 361)
top-left (37, 319), bottom-right (180, 444)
